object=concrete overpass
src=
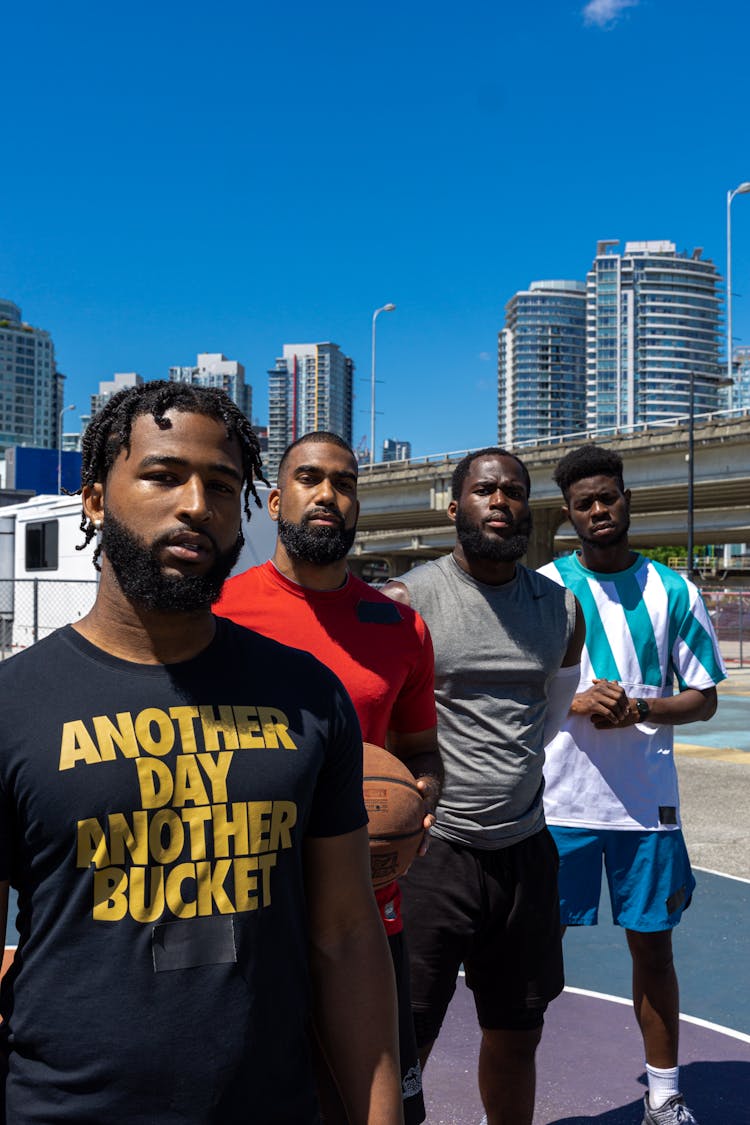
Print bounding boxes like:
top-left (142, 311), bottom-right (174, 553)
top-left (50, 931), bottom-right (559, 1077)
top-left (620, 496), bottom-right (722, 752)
top-left (349, 413), bottom-right (750, 579)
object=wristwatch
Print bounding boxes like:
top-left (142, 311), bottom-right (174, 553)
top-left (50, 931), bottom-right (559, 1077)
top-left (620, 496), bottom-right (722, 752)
top-left (634, 698), bottom-right (651, 722)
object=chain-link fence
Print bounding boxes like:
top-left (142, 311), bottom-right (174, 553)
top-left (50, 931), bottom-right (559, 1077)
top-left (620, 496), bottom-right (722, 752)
top-left (0, 577), bottom-right (747, 668)
top-left (700, 588), bottom-right (749, 668)
top-left (0, 579), bottom-right (98, 659)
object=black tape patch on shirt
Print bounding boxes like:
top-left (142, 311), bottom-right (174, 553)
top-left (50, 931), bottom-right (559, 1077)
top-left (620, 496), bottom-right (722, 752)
top-left (666, 886), bottom-right (687, 916)
top-left (356, 600), bottom-right (403, 624)
top-left (152, 916), bottom-right (237, 973)
top-left (659, 806), bottom-right (677, 826)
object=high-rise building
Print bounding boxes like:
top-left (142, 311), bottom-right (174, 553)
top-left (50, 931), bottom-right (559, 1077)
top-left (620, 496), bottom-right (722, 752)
top-left (169, 353), bottom-right (252, 418)
top-left (89, 372), bottom-right (144, 421)
top-left (586, 240), bottom-right (722, 433)
top-left (498, 281), bottom-right (587, 446)
top-left (0, 298), bottom-right (63, 455)
top-left (729, 346), bottom-right (750, 413)
top-left (267, 343), bottom-right (354, 482)
top-left (382, 438), bottom-right (412, 462)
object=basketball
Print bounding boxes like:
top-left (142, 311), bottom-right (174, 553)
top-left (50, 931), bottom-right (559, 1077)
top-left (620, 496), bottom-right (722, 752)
top-left (363, 743), bottom-right (425, 887)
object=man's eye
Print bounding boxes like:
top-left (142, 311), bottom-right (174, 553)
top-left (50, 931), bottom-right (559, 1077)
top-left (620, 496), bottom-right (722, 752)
top-left (146, 472), bottom-right (177, 484)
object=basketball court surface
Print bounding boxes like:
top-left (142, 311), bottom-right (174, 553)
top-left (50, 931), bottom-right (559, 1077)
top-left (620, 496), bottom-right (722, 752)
top-left (424, 671), bottom-right (750, 1123)
top-left (2, 674), bottom-right (748, 1122)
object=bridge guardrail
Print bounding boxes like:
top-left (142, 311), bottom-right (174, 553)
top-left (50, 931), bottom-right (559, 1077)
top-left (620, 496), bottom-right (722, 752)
top-left (359, 405), bottom-right (750, 472)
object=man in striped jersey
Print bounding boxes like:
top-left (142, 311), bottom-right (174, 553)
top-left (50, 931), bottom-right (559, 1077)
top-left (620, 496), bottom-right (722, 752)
top-left (540, 444), bottom-right (726, 1125)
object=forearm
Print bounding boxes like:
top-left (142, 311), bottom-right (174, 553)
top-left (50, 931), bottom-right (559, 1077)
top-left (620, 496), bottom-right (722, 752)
top-left (386, 728), bottom-right (443, 813)
top-left (638, 687), bottom-right (717, 726)
top-left (400, 750), bottom-right (443, 806)
top-left (588, 685), bottom-right (718, 730)
top-left (310, 912), bottom-right (403, 1124)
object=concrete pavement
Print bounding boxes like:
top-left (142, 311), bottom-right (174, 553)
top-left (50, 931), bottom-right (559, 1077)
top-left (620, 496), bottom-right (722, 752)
top-left (675, 668), bottom-right (750, 881)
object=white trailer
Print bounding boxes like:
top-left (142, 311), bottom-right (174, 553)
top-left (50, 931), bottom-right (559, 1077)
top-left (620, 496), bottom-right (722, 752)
top-left (0, 488), bottom-right (277, 656)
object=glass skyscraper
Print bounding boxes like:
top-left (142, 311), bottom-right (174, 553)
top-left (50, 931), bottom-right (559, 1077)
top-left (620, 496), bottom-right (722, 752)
top-left (729, 346), bottom-right (750, 412)
top-left (267, 342), bottom-right (354, 482)
top-left (586, 241), bottom-right (722, 432)
top-left (0, 299), bottom-right (63, 456)
top-left (169, 353), bottom-right (252, 419)
top-left (498, 280), bottom-right (587, 446)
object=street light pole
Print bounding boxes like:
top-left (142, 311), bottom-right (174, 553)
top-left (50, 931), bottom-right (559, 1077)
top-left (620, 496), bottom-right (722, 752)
top-left (370, 303), bottom-right (396, 468)
top-left (686, 374), bottom-right (732, 584)
top-left (687, 369), bottom-right (695, 582)
top-left (726, 182), bottom-right (750, 411)
top-left (57, 404), bottom-right (76, 494)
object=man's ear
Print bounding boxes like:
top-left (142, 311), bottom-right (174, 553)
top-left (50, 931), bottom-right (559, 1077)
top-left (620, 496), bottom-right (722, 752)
top-left (447, 499), bottom-right (457, 525)
top-left (82, 483), bottom-right (105, 526)
top-left (562, 503), bottom-right (570, 523)
top-left (268, 488), bottom-right (281, 523)
top-left (624, 488), bottom-right (632, 511)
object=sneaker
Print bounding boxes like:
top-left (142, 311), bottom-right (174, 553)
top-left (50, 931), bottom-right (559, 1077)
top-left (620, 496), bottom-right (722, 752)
top-left (642, 1092), bottom-right (698, 1124)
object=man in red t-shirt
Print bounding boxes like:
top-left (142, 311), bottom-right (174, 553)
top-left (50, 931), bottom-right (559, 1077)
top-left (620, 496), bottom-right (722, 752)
top-left (215, 431), bottom-right (441, 1125)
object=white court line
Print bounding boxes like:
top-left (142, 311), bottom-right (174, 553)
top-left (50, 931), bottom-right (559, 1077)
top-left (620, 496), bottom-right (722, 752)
top-left (457, 972), bottom-right (750, 1045)
top-left (693, 864), bottom-right (750, 885)
top-left (564, 986), bottom-right (750, 1045)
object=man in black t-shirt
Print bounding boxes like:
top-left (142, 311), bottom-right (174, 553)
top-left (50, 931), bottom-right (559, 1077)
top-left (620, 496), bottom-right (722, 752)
top-left (0, 382), bottom-right (402, 1124)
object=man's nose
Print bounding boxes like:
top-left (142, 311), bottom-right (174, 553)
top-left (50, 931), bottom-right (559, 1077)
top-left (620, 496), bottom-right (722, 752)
top-left (313, 476), bottom-right (336, 505)
top-left (177, 477), bottom-right (211, 522)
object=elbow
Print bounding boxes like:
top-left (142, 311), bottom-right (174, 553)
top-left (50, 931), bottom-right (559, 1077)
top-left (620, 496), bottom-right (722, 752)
top-left (700, 689), bottom-right (718, 722)
top-left (703, 698), bottom-right (718, 722)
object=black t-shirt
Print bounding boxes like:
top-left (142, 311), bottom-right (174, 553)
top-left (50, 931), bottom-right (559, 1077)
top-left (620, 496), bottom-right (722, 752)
top-left (0, 619), bottom-right (366, 1123)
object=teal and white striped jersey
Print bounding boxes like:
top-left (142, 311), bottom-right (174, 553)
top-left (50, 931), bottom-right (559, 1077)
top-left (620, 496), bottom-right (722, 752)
top-left (538, 553), bottom-right (726, 831)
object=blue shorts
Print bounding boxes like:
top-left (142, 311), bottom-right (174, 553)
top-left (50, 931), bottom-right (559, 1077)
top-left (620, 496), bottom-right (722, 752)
top-left (548, 826), bottom-right (695, 932)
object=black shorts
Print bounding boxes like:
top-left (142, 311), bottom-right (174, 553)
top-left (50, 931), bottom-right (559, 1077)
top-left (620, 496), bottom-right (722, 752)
top-left (401, 829), bottom-right (564, 1045)
top-left (389, 930), bottom-right (425, 1125)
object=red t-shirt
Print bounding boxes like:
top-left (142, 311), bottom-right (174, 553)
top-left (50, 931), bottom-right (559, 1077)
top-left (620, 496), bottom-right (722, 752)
top-left (215, 561), bottom-right (437, 933)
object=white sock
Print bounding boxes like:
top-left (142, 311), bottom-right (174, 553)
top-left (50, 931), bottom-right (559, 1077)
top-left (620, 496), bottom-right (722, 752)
top-left (646, 1063), bottom-right (680, 1109)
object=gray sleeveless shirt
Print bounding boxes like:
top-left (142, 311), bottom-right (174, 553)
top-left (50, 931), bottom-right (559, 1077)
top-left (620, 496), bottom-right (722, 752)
top-left (400, 554), bottom-right (576, 849)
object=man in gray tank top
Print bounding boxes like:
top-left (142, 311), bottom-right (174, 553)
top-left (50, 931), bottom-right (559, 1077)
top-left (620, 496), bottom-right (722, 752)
top-left (384, 448), bottom-right (584, 1125)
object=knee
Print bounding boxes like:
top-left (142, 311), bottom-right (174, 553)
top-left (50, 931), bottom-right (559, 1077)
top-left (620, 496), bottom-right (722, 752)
top-left (627, 930), bottom-right (675, 975)
top-left (481, 1025), bottom-right (543, 1067)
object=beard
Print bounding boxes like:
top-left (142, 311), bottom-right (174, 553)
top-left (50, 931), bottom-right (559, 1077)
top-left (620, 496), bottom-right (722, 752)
top-left (100, 511), bottom-right (243, 612)
top-left (455, 508), bottom-right (532, 563)
top-left (277, 515), bottom-right (357, 566)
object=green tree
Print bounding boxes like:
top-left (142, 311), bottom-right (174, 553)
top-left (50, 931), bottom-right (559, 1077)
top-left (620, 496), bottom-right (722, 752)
top-left (639, 546), bottom-right (687, 567)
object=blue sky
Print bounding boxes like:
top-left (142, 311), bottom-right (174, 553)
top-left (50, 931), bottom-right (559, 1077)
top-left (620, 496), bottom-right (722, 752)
top-left (2, 0), bottom-right (749, 458)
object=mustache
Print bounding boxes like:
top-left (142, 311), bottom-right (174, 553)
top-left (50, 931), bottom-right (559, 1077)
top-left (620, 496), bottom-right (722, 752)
top-left (303, 507), bottom-right (344, 526)
top-left (153, 526), bottom-right (220, 553)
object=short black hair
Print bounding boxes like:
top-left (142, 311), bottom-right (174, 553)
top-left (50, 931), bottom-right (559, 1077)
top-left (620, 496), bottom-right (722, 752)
top-left (77, 380), bottom-right (267, 568)
top-left (277, 431), bottom-right (357, 484)
top-left (451, 447), bottom-right (531, 501)
top-left (553, 444), bottom-right (625, 499)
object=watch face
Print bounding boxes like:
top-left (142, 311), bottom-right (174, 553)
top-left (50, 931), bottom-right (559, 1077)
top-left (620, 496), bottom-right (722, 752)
top-left (636, 698), bottom-right (649, 720)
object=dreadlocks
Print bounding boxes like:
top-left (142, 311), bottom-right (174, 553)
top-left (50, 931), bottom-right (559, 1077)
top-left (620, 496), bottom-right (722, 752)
top-left (76, 380), bottom-right (267, 569)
